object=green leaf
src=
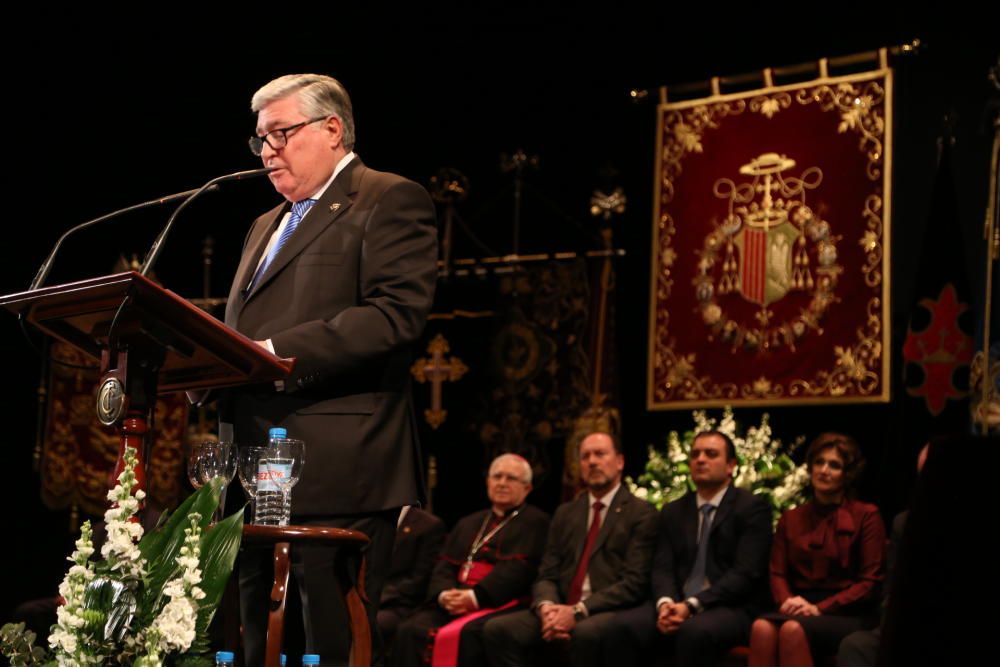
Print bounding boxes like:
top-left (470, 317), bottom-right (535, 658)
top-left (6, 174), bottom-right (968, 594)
top-left (1, 622), bottom-right (29, 648)
top-left (1, 622), bottom-right (51, 666)
top-left (776, 453), bottom-right (795, 470)
top-left (187, 506), bottom-right (244, 655)
top-left (137, 478), bottom-right (224, 623)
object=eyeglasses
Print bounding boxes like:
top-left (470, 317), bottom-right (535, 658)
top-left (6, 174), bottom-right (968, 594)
top-left (489, 472), bottom-right (526, 483)
top-left (249, 116), bottom-right (328, 156)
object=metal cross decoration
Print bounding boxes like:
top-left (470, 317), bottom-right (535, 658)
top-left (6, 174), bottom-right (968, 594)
top-left (411, 333), bottom-right (469, 429)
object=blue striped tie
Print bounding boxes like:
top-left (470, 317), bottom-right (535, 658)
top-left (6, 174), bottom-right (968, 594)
top-left (248, 198), bottom-right (316, 291)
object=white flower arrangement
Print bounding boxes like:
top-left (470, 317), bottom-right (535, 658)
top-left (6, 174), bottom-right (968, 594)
top-left (140, 514), bottom-right (206, 665)
top-left (627, 407), bottom-right (808, 524)
top-left (101, 449), bottom-right (147, 581)
top-left (49, 521), bottom-right (99, 664)
top-left (3, 447), bottom-right (244, 667)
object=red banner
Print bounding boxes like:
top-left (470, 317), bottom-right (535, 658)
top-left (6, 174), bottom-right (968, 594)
top-left (40, 342), bottom-right (190, 516)
top-left (648, 68), bottom-right (892, 409)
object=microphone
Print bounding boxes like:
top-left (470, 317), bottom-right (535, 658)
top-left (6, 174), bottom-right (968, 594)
top-left (140, 167), bottom-right (275, 278)
top-left (28, 185), bottom-right (220, 291)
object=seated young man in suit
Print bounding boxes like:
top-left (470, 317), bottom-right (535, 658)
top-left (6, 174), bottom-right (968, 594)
top-left (607, 430), bottom-right (773, 667)
top-left (483, 433), bottom-right (658, 667)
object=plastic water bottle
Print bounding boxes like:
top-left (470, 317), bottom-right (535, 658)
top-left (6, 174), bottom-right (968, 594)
top-left (254, 427), bottom-right (289, 525)
top-left (302, 655), bottom-right (320, 666)
top-left (278, 451), bottom-right (294, 526)
top-left (215, 651), bottom-right (235, 666)
top-left (270, 437), bottom-right (301, 526)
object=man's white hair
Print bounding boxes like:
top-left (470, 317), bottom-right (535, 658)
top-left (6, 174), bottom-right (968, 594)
top-left (251, 73), bottom-right (356, 150)
top-left (489, 453), bottom-right (533, 485)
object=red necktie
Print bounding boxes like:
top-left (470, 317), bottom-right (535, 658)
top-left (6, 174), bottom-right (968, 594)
top-left (567, 501), bottom-right (604, 605)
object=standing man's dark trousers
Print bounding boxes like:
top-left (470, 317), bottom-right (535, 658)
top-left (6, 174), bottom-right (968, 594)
top-left (605, 602), bottom-right (752, 667)
top-left (483, 608), bottom-right (619, 667)
top-left (240, 510), bottom-right (399, 667)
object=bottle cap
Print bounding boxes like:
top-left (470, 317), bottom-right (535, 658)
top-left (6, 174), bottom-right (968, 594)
top-left (302, 655), bottom-right (321, 665)
top-left (269, 427), bottom-right (288, 439)
top-left (215, 651), bottom-right (235, 662)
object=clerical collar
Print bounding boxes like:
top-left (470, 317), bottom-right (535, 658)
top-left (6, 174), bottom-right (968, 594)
top-left (491, 503), bottom-right (525, 519)
top-left (467, 506), bottom-right (521, 563)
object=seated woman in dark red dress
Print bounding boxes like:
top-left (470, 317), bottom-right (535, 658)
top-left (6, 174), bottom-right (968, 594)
top-left (749, 432), bottom-right (885, 667)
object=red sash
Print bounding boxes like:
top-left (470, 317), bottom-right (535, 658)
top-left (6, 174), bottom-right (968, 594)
top-left (430, 562), bottom-right (516, 667)
top-left (457, 560), bottom-right (492, 586)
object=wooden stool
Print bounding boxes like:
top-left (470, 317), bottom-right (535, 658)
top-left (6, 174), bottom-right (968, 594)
top-left (242, 525), bottom-right (371, 667)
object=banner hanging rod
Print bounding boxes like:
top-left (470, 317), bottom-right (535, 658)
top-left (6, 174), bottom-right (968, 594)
top-left (629, 39), bottom-right (922, 105)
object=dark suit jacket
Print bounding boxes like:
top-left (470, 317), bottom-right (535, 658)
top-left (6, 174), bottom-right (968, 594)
top-left (429, 504), bottom-right (550, 609)
top-left (652, 485), bottom-right (772, 612)
top-left (381, 508), bottom-right (447, 611)
top-left (223, 156), bottom-right (438, 516)
top-left (533, 486), bottom-right (658, 615)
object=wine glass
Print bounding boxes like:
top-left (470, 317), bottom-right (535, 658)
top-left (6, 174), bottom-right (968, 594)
top-left (196, 441), bottom-right (237, 522)
top-left (199, 442), bottom-right (237, 485)
top-left (237, 446), bottom-right (266, 520)
top-left (187, 442), bottom-right (206, 490)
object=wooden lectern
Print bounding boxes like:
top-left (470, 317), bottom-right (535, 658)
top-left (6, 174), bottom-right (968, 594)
top-left (0, 270), bottom-right (293, 488)
top-left (1, 272), bottom-right (379, 667)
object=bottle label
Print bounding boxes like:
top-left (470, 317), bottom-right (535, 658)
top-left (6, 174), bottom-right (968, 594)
top-left (257, 459), bottom-right (292, 492)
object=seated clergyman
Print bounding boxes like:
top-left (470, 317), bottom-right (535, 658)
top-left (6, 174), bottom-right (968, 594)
top-left (390, 453), bottom-right (550, 667)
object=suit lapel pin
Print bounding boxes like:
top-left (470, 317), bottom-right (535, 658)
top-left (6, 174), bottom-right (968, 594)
top-left (329, 202), bottom-right (341, 212)
top-left (615, 507), bottom-right (622, 513)
top-left (403, 526), bottom-right (411, 533)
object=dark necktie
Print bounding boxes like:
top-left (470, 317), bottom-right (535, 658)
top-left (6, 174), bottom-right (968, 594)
top-left (683, 504), bottom-right (716, 597)
top-left (567, 500), bottom-right (604, 605)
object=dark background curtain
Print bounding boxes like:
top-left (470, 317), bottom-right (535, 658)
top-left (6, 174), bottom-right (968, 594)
top-left (1, 10), bottom-right (996, 620)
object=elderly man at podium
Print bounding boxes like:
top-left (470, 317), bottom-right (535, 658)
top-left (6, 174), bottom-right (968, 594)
top-left (221, 72), bottom-right (438, 666)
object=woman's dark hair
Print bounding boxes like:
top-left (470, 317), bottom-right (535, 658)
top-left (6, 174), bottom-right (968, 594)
top-left (805, 432), bottom-right (866, 491)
